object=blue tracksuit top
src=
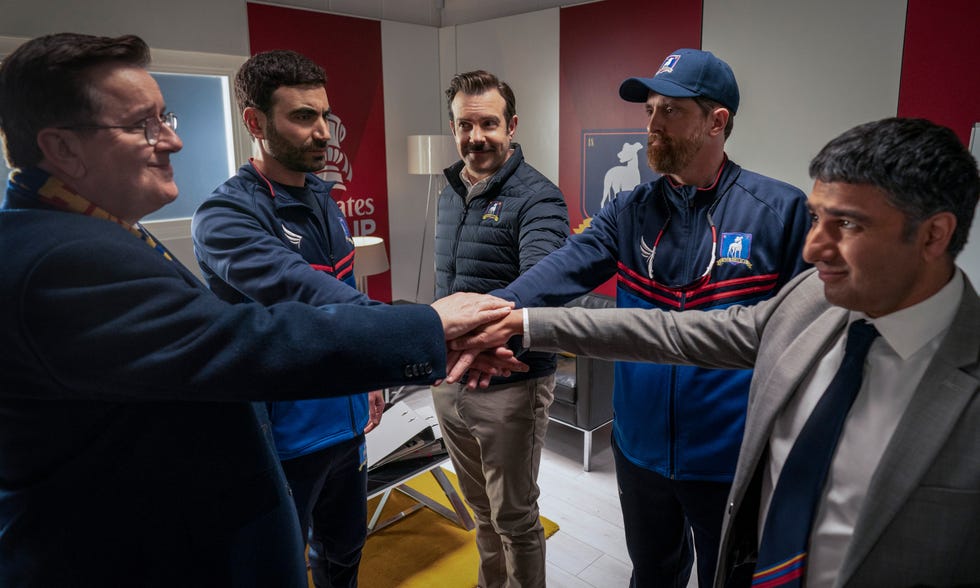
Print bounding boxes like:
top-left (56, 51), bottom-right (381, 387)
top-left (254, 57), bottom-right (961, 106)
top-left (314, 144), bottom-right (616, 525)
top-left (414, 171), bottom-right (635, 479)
top-left (193, 162), bottom-right (377, 461)
top-left (500, 159), bottom-right (811, 481)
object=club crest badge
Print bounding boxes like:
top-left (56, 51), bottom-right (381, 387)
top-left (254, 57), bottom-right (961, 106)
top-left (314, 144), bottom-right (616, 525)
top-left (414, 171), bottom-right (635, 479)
top-left (657, 54), bottom-right (681, 75)
top-left (718, 232), bottom-right (753, 268)
top-left (482, 200), bottom-right (503, 222)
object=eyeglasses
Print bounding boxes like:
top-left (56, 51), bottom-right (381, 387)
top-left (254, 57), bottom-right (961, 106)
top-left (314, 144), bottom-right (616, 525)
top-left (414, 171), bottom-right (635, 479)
top-left (59, 112), bottom-right (178, 146)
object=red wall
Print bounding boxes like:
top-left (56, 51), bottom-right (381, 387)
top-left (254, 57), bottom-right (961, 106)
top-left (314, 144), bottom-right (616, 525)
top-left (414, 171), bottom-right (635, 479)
top-left (898, 0), bottom-right (980, 145)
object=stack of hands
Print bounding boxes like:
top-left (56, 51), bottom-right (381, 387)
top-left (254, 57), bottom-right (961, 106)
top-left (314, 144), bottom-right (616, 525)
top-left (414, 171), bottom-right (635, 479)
top-left (430, 292), bottom-right (528, 389)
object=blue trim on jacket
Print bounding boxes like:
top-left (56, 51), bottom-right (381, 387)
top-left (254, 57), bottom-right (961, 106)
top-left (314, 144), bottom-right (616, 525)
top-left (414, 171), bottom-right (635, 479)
top-left (193, 162), bottom-right (376, 461)
top-left (500, 159), bottom-right (811, 481)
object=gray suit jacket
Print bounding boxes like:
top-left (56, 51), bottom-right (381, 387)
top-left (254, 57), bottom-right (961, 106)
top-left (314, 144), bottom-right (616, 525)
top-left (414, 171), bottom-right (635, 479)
top-left (528, 268), bottom-right (980, 587)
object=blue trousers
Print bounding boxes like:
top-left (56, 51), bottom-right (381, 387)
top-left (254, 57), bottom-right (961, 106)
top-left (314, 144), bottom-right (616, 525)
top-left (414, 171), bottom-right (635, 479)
top-left (612, 436), bottom-right (731, 588)
top-left (281, 435), bottom-right (367, 588)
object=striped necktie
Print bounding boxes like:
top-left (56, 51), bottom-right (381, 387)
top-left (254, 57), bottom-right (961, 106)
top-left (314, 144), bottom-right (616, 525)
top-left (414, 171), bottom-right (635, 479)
top-left (752, 319), bottom-right (880, 587)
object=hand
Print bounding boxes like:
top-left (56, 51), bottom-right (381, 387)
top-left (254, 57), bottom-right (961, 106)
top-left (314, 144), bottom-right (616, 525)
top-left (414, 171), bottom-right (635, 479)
top-left (431, 292), bottom-right (515, 340)
top-left (444, 346), bottom-right (529, 388)
top-left (363, 390), bottom-right (385, 433)
top-left (450, 309), bottom-right (524, 350)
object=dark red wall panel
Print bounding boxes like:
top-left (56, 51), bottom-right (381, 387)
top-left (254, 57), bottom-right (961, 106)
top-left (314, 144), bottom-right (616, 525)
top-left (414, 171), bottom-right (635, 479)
top-left (898, 0), bottom-right (980, 145)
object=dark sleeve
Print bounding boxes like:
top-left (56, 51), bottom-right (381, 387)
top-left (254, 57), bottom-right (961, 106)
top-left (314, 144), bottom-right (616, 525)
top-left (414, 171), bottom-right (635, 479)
top-left (516, 184), bottom-right (569, 273)
top-left (15, 236), bottom-right (443, 402)
top-left (773, 187), bottom-right (813, 290)
top-left (498, 191), bottom-right (624, 308)
top-left (192, 192), bottom-right (375, 307)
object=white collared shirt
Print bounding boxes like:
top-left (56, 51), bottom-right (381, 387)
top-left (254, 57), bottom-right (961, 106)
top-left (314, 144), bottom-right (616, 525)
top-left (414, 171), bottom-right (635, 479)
top-left (761, 269), bottom-right (964, 587)
top-left (459, 168), bottom-right (492, 203)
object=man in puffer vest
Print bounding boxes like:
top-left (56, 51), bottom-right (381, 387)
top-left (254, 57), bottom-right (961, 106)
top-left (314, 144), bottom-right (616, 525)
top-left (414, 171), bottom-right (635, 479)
top-left (432, 70), bottom-right (569, 588)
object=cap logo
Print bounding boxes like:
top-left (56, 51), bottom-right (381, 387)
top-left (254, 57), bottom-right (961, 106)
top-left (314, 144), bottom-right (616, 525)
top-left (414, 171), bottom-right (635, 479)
top-left (656, 54), bottom-right (681, 76)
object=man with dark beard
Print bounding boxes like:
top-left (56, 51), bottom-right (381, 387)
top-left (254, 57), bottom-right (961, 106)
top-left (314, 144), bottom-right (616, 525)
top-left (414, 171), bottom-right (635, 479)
top-left (192, 50), bottom-right (382, 588)
top-left (480, 49), bottom-right (812, 587)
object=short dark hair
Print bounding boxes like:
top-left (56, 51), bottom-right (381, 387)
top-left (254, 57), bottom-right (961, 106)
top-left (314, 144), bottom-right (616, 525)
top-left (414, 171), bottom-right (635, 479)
top-left (445, 70), bottom-right (516, 123)
top-left (809, 117), bottom-right (980, 257)
top-left (0, 33), bottom-right (150, 169)
top-left (692, 95), bottom-right (734, 140)
top-left (235, 50), bottom-right (327, 114)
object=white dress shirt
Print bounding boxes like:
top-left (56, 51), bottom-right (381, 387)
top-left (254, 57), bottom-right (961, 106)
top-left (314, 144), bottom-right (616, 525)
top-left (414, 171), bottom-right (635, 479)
top-left (761, 270), bottom-right (964, 587)
top-left (459, 168), bottom-right (492, 202)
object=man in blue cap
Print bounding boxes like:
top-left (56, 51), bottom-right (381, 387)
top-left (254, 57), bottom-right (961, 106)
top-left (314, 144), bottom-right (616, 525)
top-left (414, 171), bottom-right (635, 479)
top-left (483, 48), bottom-right (812, 586)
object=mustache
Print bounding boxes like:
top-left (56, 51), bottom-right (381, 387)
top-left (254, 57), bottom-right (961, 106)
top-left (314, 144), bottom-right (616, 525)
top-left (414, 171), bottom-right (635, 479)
top-left (466, 143), bottom-right (490, 153)
top-left (306, 139), bottom-right (328, 150)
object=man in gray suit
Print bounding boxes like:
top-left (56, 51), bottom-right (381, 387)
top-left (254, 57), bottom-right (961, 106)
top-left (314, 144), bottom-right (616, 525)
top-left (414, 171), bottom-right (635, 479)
top-left (449, 117), bottom-right (980, 587)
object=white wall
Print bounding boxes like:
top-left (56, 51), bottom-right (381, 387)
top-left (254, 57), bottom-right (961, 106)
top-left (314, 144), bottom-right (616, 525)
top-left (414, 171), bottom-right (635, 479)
top-left (381, 21), bottom-right (445, 302)
top-left (440, 9), bottom-right (561, 184)
top-left (703, 0), bottom-right (908, 193)
top-left (962, 211), bottom-right (980, 284)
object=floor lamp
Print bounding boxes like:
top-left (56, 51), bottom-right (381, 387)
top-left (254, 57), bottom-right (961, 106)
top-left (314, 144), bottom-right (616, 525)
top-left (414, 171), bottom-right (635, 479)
top-left (352, 235), bottom-right (390, 297)
top-left (407, 134), bottom-right (457, 302)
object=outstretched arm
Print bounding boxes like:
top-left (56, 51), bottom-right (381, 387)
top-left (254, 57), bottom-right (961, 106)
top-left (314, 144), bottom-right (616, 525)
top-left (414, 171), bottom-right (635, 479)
top-left (446, 309), bottom-right (525, 387)
top-left (431, 294), bottom-right (528, 386)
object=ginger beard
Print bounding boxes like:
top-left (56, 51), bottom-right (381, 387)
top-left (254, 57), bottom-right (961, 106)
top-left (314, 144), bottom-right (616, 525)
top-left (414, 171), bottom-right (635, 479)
top-left (646, 118), bottom-right (707, 176)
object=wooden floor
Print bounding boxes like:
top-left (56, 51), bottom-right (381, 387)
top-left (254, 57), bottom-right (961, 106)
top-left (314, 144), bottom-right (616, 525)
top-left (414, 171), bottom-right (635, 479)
top-left (398, 386), bottom-right (699, 588)
top-left (537, 420), bottom-right (633, 587)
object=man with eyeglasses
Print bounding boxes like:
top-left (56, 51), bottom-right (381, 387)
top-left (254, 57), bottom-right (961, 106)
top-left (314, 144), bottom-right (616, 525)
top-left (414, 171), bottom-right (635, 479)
top-left (192, 50), bottom-right (383, 588)
top-left (475, 49), bottom-right (811, 587)
top-left (0, 32), bottom-right (521, 586)
top-left (60, 111), bottom-right (178, 145)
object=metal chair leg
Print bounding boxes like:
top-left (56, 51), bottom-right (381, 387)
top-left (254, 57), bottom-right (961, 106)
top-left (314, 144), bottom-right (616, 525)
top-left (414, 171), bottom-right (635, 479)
top-left (583, 429), bottom-right (593, 471)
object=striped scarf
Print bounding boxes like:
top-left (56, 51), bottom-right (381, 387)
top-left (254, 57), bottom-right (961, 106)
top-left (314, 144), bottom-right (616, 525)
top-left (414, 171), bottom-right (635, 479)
top-left (8, 167), bottom-right (174, 261)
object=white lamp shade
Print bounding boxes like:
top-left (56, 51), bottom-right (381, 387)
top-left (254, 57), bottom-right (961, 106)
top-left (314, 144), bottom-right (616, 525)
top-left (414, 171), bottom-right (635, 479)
top-left (352, 236), bottom-right (390, 277)
top-left (407, 134), bottom-right (457, 175)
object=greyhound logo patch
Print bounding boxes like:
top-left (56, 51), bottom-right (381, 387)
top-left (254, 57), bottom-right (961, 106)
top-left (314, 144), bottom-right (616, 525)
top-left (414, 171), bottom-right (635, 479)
top-left (482, 201), bottom-right (503, 223)
top-left (718, 232), bottom-right (752, 268)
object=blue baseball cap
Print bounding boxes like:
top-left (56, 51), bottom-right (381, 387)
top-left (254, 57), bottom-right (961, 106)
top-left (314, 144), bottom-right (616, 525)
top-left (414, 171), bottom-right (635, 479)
top-left (619, 48), bottom-right (739, 114)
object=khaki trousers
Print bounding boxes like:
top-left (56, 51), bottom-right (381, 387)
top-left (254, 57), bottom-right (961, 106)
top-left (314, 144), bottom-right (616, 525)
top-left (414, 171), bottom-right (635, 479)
top-left (432, 375), bottom-right (556, 588)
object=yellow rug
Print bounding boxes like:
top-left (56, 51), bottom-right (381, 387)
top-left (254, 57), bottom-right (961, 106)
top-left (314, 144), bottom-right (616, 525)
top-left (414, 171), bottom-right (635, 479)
top-left (357, 467), bottom-right (559, 588)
